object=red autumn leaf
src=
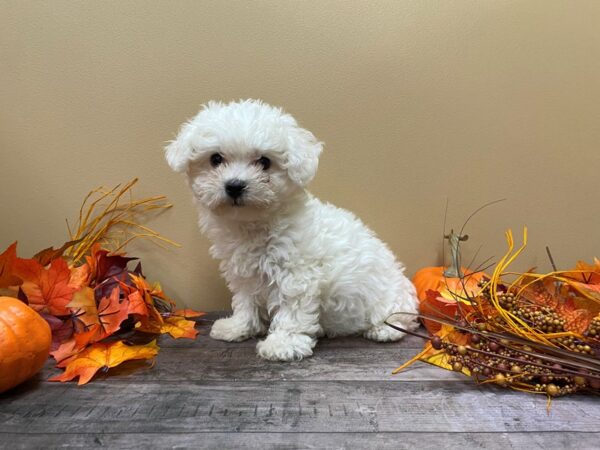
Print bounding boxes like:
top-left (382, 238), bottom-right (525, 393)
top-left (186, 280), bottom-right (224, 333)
top-left (90, 245), bottom-right (137, 283)
top-left (0, 241), bottom-right (22, 288)
top-left (160, 316), bottom-right (199, 339)
top-left (49, 340), bottom-right (159, 385)
top-left (13, 257), bottom-right (77, 316)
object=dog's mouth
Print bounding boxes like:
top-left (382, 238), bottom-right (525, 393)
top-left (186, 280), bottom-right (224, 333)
top-left (232, 198), bottom-right (244, 207)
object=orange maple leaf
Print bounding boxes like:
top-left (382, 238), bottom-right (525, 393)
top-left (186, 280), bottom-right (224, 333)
top-left (557, 297), bottom-right (594, 334)
top-left (69, 263), bottom-right (91, 290)
top-left (566, 280), bottom-right (600, 303)
top-left (50, 323), bottom-right (108, 365)
top-left (67, 287), bottom-right (100, 332)
top-left (0, 242), bottom-right (22, 288)
top-left (50, 338), bottom-right (79, 364)
top-left (129, 273), bottom-right (151, 291)
top-left (173, 309), bottom-right (205, 319)
top-left (393, 324), bottom-right (470, 375)
top-left (134, 289), bottom-right (165, 334)
top-left (96, 287), bottom-right (129, 336)
top-left (49, 340), bottom-right (159, 385)
top-left (127, 290), bottom-right (149, 317)
top-left (13, 257), bottom-right (78, 315)
top-left (563, 260), bottom-right (600, 285)
top-left (160, 316), bottom-right (198, 339)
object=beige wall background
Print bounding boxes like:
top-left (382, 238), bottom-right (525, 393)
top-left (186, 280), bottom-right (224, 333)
top-left (1, 1), bottom-right (599, 311)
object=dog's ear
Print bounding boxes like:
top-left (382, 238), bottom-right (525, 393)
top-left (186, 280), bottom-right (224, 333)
top-left (166, 102), bottom-right (224, 173)
top-left (164, 119), bottom-right (196, 173)
top-left (285, 126), bottom-right (323, 186)
top-left (165, 137), bottom-right (190, 173)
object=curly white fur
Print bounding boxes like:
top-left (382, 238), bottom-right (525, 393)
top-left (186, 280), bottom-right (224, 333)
top-left (166, 99), bottom-right (418, 361)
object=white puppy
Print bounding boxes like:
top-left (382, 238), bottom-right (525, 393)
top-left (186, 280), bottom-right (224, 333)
top-left (165, 99), bottom-right (418, 361)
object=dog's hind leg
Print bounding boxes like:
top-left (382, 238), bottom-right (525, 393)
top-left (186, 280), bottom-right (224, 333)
top-left (363, 323), bottom-right (405, 342)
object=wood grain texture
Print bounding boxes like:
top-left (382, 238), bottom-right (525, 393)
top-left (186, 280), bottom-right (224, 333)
top-left (1, 432), bottom-right (596, 450)
top-left (37, 346), bottom-right (462, 383)
top-left (1, 311), bottom-right (599, 448)
top-left (2, 380), bottom-right (599, 433)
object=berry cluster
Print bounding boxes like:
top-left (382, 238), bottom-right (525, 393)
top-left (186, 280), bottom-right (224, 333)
top-left (432, 331), bottom-right (600, 397)
top-left (586, 314), bottom-right (600, 339)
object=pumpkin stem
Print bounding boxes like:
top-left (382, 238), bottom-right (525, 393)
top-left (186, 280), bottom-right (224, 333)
top-left (443, 229), bottom-right (468, 278)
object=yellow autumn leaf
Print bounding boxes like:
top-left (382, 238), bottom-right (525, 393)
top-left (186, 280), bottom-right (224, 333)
top-left (160, 316), bottom-right (198, 339)
top-left (49, 340), bottom-right (159, 385)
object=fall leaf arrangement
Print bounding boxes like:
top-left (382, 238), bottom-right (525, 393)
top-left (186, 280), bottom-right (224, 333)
top-left (389, 227), bottom-right (600, 401)
top-left (0, 179), bottom-right (203, 385)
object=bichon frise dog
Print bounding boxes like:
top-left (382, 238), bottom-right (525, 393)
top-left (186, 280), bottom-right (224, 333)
top-left (165, 99), bottom-right (418, 361)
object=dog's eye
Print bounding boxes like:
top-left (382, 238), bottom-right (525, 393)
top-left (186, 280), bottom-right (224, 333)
top-left (257, 156), bottom-right (271, 170)
top-left (210, 153), bottom-right (224, 167)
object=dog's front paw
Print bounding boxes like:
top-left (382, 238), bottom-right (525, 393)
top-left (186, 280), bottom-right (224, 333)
top-left (256, 331), bottom-right (315, 361)
top-left (210, 317), bottom-right (262, 342)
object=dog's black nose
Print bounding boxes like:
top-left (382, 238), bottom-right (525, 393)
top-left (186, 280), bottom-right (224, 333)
top-left (225, 179), bottom-right (247, 199)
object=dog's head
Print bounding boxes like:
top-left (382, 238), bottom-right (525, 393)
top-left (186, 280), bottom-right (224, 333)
top-left (165, 99), bottom-right (322, 220)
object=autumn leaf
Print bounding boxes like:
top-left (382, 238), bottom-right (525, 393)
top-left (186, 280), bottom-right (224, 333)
top-left (32, 239), bottom-right (82, 267)
top-left (0, 242), bottom-right (22, 288)
top-left (50, 338), bottom-right (80, 364)
top-left (69, 263), bottom-right (91, 290)
top-left (13, 257), bottom-right (77, 315)
top-left (556, 297), bottom-right (594, 334)
top-left (173, 309), bottom-right (205, 319)
top-left (67, 287), bottom-right (100, 331)
top-left (96, 287), bottom-right (129, 336)
top-left (71, 323), bottom-right (112, 354)
top-left (90, 246), bottom-right (138, 299)
top-left (562, 260), bottom-right (600, 285)
top-left (87, 245), bottom-right (137, 282)
top-left (133, 285), bottom-right (165, 334)
top-left (50, 323), bottom-right (107, 364)
top-left (43, 314), bottom-right (75, 351)
top-left (128, 272), bottom-right (151, 293)
top-left (419, 289), bottom-right (460, 334)
top-left (438, 323), bottom-right (470, 346)
top-left (79, 245), bottom-right (137, 303)
top-left (127, 290), bottom-right (149, 316)
top-left (49, 340), bottom-right (159, 385)
top-left (393, 324), bottom-right (470, 374)
top-left (160, 316), bottom-right (198, 339)
top-left (564, 279), bottom-right (600, 304)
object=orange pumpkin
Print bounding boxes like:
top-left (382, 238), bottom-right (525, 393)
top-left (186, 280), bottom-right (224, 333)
top-left (413, 266), bottom-right (486, 334)
top-left (412, 230), bottom-right (488, 333)
top-left (0, 297), bottom-right (51, 393)
top-left (412, 266), bottom-right (485, 302)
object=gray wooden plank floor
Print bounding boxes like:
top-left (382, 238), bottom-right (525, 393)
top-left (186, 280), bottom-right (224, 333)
top-left (1, 312), bottom-right (599, 449)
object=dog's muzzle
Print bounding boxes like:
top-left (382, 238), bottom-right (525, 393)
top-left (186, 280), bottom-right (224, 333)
top-left (225, 179), bottom-right (247, 200)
